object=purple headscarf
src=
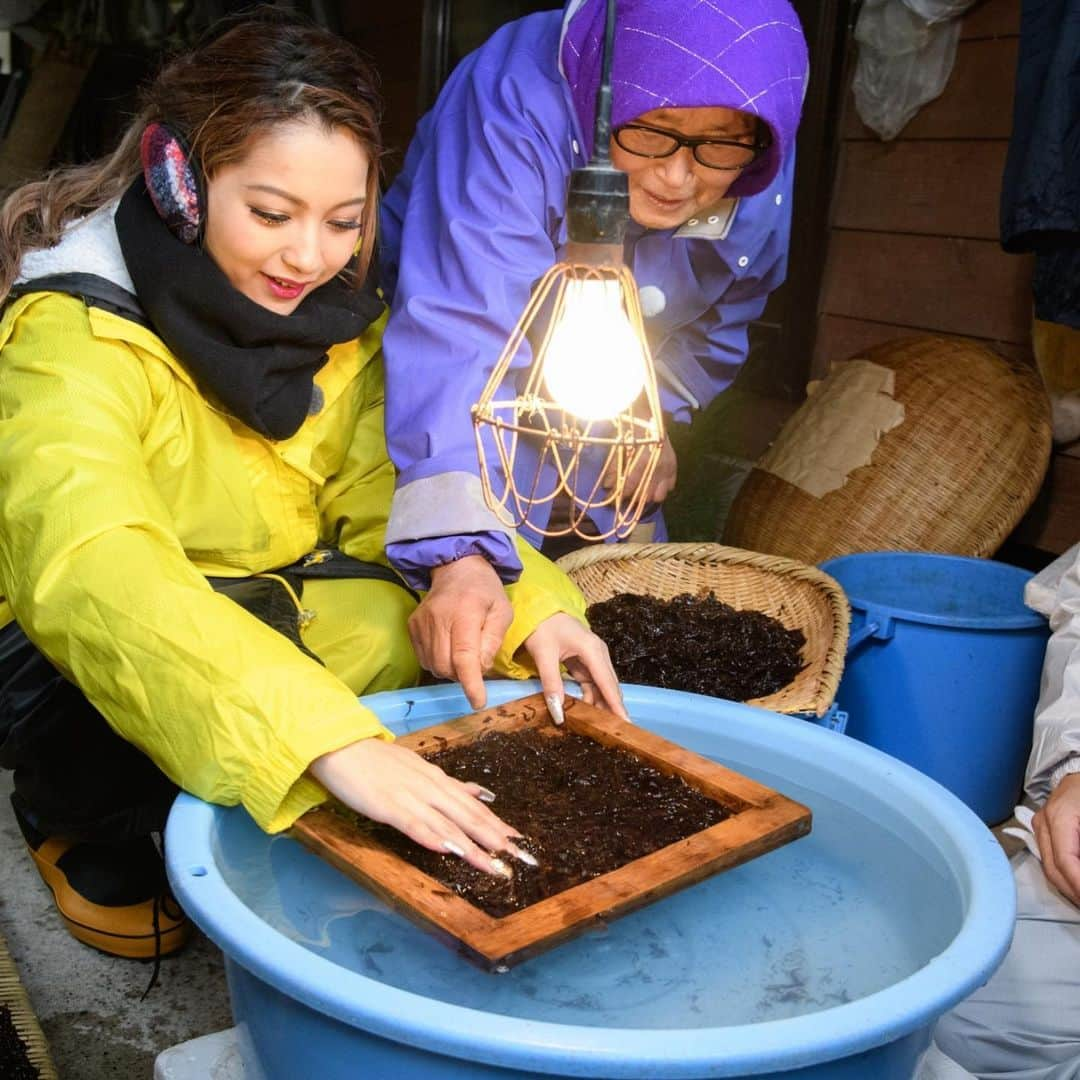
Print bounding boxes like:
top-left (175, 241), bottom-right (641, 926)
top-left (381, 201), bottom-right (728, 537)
top-left (561, 0), bottom-right (809, 197)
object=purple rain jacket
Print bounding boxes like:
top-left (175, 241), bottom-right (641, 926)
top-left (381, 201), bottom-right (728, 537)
top-left (380, 0), bottom-right (809, 589)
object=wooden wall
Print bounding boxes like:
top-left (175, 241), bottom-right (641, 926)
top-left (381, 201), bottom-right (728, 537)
top-left (815, 0), bottom-right (1029, 371)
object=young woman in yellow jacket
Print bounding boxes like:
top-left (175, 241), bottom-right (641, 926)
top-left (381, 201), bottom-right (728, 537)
top-left (0, 12), bottom-right (624, 962)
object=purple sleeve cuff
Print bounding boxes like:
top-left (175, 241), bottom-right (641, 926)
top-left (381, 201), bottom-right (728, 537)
top-left (658, 387), bottom-right (695, 424)
top-left (386, 531), bottom-right (524, 592)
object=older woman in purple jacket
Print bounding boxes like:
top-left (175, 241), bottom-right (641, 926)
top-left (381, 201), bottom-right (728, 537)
top-left (380, 0), bottom-right (809, 704)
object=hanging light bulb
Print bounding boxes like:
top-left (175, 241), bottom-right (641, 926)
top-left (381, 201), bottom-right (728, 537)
top-left (471, 0), bottom-right (664, 539)
top-left (472, 249), bottom-right (663, 540)
top-left (542, 279), bottom-right (648, 421)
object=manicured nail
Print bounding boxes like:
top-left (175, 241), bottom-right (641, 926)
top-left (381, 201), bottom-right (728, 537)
top-left (475, 787), bottom-right (497, 803)
top-left (490, 856), bottom-right (513, 880)
top-left (442, 840), bottom-right (466, 858)
top-left (545, 694), bottom-right (565, 726)
top-left (508, 845), bottom-right (538, 868)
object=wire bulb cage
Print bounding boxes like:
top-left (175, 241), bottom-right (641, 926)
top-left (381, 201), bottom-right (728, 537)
top-left (472, 252), bottom-right (665, 539)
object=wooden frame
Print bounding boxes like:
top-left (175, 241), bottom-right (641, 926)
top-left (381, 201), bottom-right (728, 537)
top-left (292, 692), bottom-right (811, 970)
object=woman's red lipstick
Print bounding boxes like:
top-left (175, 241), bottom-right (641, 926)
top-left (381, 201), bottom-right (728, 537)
top-left (263, 273), bottom-right (307, 300)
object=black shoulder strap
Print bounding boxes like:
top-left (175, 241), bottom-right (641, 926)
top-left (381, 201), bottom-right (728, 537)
top-left (8, 272), bottom-right (151, 329)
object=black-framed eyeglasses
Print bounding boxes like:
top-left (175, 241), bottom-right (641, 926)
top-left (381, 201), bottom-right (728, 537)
top-left (613, 123), bottom-right (766, 171)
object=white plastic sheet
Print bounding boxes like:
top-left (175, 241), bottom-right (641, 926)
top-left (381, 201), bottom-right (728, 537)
top-left (852, 0), bottom-right (978, 140)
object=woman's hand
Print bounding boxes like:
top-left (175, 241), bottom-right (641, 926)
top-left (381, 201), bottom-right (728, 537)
top-left (408, 555), bottom-right (512, 710)
top-left (523, 612), bottom-right (627, 722)
top-left (1033, 772), bottom-right (1080, 907)
top-left (309, 738), bottom-right (535, 877)
top-left (602, 433), bottom-right (677, 505)
top-left (408, 558), bottom-right (626, 724)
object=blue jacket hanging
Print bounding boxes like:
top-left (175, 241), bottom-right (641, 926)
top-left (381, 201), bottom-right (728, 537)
top-left (1000, 0), bottom-right (1080, 329)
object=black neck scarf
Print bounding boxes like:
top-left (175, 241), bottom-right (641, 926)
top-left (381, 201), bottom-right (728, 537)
top-left (115, 177), bottom-right (383, 441)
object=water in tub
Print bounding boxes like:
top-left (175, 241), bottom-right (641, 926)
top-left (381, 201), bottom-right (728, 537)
top-left (215, 744), bottom-right (960, 1030)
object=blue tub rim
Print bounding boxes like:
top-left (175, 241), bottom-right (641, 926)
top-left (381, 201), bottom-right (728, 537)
top-left (166, 680), bottom-right (1016, 1079)
top-left (820, 550), bottom-right (1045, 632)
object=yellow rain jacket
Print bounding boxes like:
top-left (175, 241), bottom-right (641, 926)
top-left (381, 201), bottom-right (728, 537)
top-left (0, 291), bottom-right (586, 832)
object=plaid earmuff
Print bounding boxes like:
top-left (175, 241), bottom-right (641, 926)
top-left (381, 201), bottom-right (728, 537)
top-left (140, 121), bottom-right (204, 245)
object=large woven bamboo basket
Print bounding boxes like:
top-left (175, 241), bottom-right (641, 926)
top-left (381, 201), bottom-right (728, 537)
top-left (557, 543), bottom-right (849, 717)
top-left (723, 336), bottom-right (1052, 565)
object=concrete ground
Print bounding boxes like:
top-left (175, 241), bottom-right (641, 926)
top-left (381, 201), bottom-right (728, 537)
top-left (0, 771), bottom-right (234, 1079)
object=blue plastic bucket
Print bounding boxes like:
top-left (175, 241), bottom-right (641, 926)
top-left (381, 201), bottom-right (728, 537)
top-left (167, 680), bottom-right (1014, 1080)
top-left (820, 552), bottom-right (1050, 824)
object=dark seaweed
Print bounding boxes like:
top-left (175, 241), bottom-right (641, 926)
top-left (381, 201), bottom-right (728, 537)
top-left (0, 1005), bottom-right (39, 1080)
top-left (586, 591), bottom-right (805, 701)
top-left (356, 728), bottom-right (728, 917)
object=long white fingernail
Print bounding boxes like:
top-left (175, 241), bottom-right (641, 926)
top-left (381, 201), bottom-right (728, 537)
top-left (475, 787), bottom-right (497, 803)
top-left (545, 694), bottom-right (565, 726)
top-left (490, 856), bottom-right (513, 880)
top-left (509, 845), bottom-right (539, 868)
top-left (442, 840), bottom-right (466, 858)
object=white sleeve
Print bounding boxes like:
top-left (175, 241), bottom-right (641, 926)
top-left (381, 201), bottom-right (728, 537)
top-left (1025, 542), bottom-right (1080, 803)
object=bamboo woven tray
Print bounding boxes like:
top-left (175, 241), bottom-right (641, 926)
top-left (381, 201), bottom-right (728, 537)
top-left (0, 928), bottom-right (57, 1080)
top-left (723, 336), bottom-right (1052, 563)
top-left (293, 692), bottom-right (811, 970)
top-left (557, 542), bottom-right (849, 717)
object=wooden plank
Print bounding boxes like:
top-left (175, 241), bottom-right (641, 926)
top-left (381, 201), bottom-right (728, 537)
top-left (813, 315), bottom-right (1033, 377)
top-left (819, 231), bottom-right (1033, 344)
top-left (292, 692), bottom-right (810, 970)
top-left (477, 797), bottom-right (808, 967)
top-left (831, 140), bottom-right (1008, 240)
top-left (845, 38), bottom-right (1018, 140)
top-left (961, 0), bottom-right (1020, 40)
top-left (1011, 451), bottom-right (1080, 554)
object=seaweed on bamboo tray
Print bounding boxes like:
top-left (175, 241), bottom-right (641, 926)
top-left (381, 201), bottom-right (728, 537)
top-left (0, 1005), bottom-right (39, 1080)
top-left (586, 591), bottom-right (806, 701)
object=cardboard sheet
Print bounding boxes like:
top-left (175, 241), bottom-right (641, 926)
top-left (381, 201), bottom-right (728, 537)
top-left (759, 360), bottom-right (906, 498)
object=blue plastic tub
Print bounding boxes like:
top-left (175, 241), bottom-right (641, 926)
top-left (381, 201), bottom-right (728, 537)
top-left (167, 680), bottom-right (1014, 1080)
top-left (820, 552), bottom-right (1050, 825)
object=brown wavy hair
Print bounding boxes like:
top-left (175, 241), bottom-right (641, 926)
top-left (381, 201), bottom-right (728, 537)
top-left (0, 10), bottom-right (383, 302)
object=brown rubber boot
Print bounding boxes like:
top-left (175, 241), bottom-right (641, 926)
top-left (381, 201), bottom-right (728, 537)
top-left (13, 802), bottom-right (189, 961)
